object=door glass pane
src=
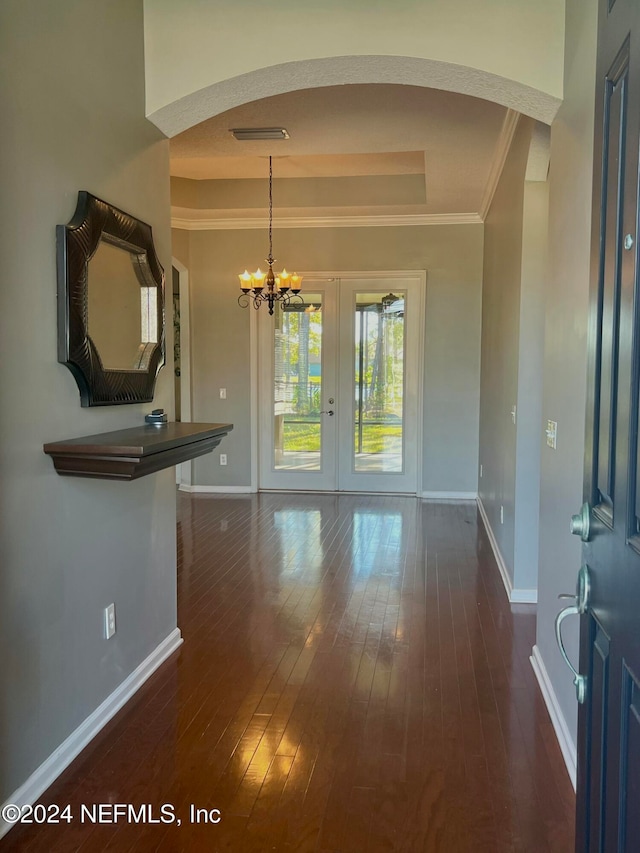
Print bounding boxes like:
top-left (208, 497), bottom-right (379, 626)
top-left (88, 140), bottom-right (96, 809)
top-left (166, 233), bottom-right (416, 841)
top-left (274, 295), bottom-right (323, 471)
top-left (353, 292), bottom-right (404, 473)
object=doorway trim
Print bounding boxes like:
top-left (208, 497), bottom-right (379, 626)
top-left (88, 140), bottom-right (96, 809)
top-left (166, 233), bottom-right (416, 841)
top-left (172, 257), bottom-right (193, 490)
top-left (250, 269), bottom-right (426, 495)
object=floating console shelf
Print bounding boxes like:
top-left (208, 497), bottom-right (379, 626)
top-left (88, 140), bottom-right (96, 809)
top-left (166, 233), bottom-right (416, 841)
top-left (44, 422), bottom-right (233, 480)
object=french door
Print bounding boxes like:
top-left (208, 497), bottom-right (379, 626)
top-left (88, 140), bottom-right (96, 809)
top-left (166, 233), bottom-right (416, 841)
top-left (258, 273), bottom-right (424, 492)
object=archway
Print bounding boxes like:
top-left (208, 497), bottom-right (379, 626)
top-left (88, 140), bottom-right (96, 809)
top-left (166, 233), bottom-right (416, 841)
top-left (147, 55), bottom-right (561, 138)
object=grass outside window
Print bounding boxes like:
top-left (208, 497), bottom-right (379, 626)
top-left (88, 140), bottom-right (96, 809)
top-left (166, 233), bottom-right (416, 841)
top-left (283, 420), bottom-right (402, 453)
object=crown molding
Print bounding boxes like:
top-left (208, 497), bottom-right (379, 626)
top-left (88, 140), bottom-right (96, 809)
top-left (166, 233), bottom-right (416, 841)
top-left (171, 211), bottom-right (483, 231)
top-left (478, 109), bottom-right (521, 220)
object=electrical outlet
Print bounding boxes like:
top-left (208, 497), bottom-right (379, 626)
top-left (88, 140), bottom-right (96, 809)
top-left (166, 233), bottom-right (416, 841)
top-left (546, 420), bottom-right (558, 450)
top-left (220, 454), bottom-right (227, 466)
top-left (219, 388), bottom-right (227, 399)
top-left (500, 505), bottom-right (504, 525)
top-left (104, 603), bottom-right (116, 639)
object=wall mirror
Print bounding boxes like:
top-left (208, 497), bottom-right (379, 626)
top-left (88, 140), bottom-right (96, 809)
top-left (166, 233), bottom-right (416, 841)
top-left (57, 191), bottom-right (165, 406)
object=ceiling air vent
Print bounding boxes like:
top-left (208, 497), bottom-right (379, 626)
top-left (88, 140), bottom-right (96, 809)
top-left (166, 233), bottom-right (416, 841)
top-left (230, 127), bottom-right (290, 141)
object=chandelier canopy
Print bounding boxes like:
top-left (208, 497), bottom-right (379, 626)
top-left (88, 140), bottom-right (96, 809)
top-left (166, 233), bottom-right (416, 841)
top-left (237, 156), bottom-right (303, 315)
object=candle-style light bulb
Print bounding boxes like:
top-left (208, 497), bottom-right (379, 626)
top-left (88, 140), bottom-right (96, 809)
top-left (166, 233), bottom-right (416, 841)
top-left (253, 268), bottom-right (266, 290)
top-left (239, 270), bottom-right (253, 292)
top-left (279, 268), bottom-right (291, 291)
top-left (291, 273), bottom-right (303, 292)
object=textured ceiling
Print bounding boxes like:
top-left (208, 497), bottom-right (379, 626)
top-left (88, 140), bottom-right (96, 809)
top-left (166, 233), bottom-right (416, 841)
top-left (170, 83), bottom-right (511, 218)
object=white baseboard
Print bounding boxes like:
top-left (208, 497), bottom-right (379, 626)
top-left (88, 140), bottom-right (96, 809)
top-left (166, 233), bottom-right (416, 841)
top-left (420, 490), bottom-right (477, 501)
top-left (0, 629), bottom-right (183, 840)
top-left (530, 645), bottom-right (577, 790)
top-left (510, 587), bottom-right (538, 603)
top-left (476, 497), bottom-right (538, 604)
top-left (179, 484), bottom-right (254, 494)
top-left (477, 496), bottom-right (514, 599)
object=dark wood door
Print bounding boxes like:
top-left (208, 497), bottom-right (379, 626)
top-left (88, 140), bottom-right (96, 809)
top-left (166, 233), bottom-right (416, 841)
top-left (578, 0), bottom-right (640, 850)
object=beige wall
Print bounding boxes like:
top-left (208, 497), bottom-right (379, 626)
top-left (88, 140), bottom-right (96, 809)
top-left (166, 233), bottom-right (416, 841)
top-left (535, 0), bottom-right (598, 748)
top-left (513, 180), bottom-right (549, 593)
top-left (144, 0), bottom-right (564, 135)
top-left (478, 117), bottom-right (534, 587)
top-left (0, 0), bottom-right (175, 806)
top-left (478, 0), bottom-right (598, 769)
top-left (172, 174), bottom-right (427, 211)
top-left (172, 227), bottom-right (191, 270)
top-left (175, 223), bottom-right (484, 493)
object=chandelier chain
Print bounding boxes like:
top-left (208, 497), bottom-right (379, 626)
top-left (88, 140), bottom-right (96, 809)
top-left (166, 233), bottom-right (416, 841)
top-left (268, 156), bottom-right (273, 259)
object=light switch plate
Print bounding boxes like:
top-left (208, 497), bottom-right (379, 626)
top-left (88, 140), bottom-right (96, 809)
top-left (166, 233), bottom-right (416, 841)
top-left (546, 420), bottom-right (557, 450)
top-left (104, 603), bottom-right (116, 639)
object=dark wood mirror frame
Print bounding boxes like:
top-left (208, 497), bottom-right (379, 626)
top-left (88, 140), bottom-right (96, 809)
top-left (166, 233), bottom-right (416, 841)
top-left (57, 191), bottom-right (165, 406)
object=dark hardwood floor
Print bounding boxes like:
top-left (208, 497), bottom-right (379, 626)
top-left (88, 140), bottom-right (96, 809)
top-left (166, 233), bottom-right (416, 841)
top-left (2, 493), bottom-right (575, 852)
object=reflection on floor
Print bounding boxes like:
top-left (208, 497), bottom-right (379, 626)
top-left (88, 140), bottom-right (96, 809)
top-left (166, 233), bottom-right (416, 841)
top-left (3, 493), bottom-right (575, 852)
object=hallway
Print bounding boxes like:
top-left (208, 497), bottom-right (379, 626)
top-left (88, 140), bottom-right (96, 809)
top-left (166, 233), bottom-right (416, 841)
top-left (3, 494), bottom-right (574, 852)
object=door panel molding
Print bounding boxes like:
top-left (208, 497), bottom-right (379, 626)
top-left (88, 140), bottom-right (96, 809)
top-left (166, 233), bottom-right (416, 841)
top-left (619, 663), bottom-right (640, 851)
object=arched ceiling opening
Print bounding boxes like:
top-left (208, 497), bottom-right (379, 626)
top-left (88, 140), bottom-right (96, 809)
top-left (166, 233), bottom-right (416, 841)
top-left (150, 55), bottom-right (561, 140)
top-left (144, 0), bottom-right (564, 136)
top-left (149, 5), bottom-right (561, 227)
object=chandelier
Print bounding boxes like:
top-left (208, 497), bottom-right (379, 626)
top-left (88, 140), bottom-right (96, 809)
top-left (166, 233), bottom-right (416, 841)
top-left (238, 156), bottom-right (303, 315)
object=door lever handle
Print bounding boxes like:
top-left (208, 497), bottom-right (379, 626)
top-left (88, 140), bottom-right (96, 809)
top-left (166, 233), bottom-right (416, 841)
top-left (319, 410), bottom-right (334, 416)
top-left (554, 564), bottom-right (591, 704)
top-left (555, 605), bottom-right (587, 704)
